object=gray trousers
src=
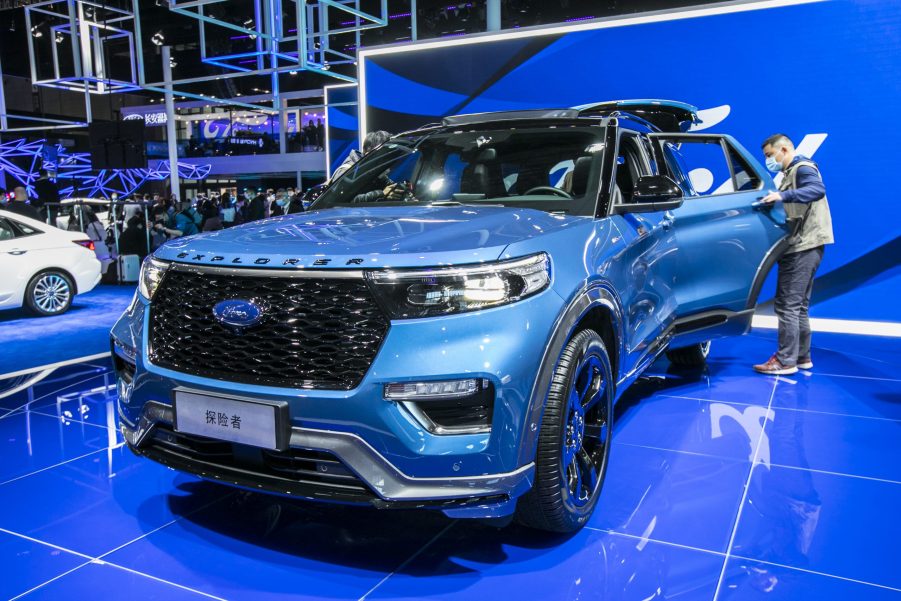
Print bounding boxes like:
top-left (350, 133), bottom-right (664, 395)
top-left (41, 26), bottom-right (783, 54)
top-left (775, 246), bottom-right (824, 366)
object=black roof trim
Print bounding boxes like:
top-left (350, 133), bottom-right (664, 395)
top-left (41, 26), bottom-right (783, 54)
top-left (442, 109), bottom-right (581, 126)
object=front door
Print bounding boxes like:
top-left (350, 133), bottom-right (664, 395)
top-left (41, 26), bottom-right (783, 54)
top-left (648, 133), bottom-right (790, 339)
top-left (609, 132), bottom-right (678, 368)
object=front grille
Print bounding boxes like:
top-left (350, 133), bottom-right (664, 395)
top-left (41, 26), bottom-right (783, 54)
top-left (148, 268), bottom-right (390, 390)
top-left (144, 425), bottom-right (376, 503)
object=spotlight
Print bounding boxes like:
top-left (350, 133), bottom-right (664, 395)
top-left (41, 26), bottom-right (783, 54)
top-left (31, 25), bottom-right (43, 38)
top-left (169, 57), bottom-right (177, 67)
top-left (289, 70), bottom-right (297, 75)
top-left (55, 32), bottom-right (64, 44)
top-left (151, 31), bottom-right (165, 46)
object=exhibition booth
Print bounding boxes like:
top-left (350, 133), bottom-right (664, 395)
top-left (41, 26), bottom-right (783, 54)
top-left (0, 1), bottom-right (899, 599)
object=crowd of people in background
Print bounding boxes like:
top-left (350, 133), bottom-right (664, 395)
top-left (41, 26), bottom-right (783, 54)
top-left (0, 184), bottom-right (312, 278)
top-left (144, 187), bottom-right (306, 251)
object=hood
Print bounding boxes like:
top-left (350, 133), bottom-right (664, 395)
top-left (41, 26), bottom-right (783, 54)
top-left (154, 205), bottom-right (586, 269)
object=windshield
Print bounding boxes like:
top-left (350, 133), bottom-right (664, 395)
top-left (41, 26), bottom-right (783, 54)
top-left (313, 125), bottom-right (607, 215)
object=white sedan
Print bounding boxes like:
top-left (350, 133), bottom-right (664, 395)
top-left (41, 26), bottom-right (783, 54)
top-left (0, 210), bottom-right (102, 316)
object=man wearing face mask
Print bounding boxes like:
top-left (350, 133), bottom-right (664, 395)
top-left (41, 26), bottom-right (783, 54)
top-left (753, 134), bottom-right (834, 376)
top-left (270, 189), bottom-right (289, 217)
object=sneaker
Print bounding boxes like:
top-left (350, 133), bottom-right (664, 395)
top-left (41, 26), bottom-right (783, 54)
top-left (753, 354), bottom-right (798, 375)
top-left (797, 356), bottom-right (813, 369)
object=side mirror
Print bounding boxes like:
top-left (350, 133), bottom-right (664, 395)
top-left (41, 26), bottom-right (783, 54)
top-left (614, 175), bottom-right (684, 214)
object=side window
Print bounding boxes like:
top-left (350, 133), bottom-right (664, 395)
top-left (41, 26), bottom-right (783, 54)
top-left (0, 218), bottom-right (14, 242)
top-left (614, 134), bottom-right (650, 204)
top-left (13, 220), bottom-right (39, 236)
top-left (726, 146), bottom-right (762, 192)
top-left (654, 136), bottom-right (761, 197)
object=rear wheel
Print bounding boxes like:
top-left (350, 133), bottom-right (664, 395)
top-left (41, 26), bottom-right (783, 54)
top-left (25, 271), bottom-right (74, 316)
top-left (666, 341), bottom-right (711, 368)
top-left (516, 329), bottom-right (614, 533)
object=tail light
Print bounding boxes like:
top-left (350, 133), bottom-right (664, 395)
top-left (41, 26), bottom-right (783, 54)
top-left (73, 239), bottom-right (95, 251)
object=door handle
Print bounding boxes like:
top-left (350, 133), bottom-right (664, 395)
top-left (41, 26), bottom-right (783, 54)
top-left (751, 200), bottom-right (771, 211)
top-left (8, 249), bottom-right (27, 255)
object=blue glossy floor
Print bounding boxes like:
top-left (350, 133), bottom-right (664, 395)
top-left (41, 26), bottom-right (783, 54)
top-left (0, 330), bottom-right (898, 601)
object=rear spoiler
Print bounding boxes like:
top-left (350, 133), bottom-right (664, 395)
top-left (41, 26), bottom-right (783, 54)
top-left (572, 99), bottom-right (700, 132)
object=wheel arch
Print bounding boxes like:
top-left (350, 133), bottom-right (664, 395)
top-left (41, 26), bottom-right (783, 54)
top-left (28, 266), bottom-right (79, 295)
top-left (515, 281), bottom-right (624, 469)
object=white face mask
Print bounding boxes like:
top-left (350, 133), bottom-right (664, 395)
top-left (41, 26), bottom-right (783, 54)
top-left (765, 149), bottom-right (784, 173)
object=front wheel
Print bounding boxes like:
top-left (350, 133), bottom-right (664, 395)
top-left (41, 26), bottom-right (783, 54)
top-left (516, 329), bottom-right (614, 533)
top-left (25, 271), bottom-right (74, 316)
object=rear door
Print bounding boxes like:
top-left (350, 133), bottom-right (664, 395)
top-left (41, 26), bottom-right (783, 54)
top-left (648, 133), bottom-right (790, 337)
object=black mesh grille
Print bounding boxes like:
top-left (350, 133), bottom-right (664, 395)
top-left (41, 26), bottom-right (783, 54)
top-left (148, 268), bottom-right (389, 390)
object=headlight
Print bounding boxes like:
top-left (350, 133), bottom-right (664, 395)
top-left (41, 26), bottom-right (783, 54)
top-left (366, 253), bottom-right (550, 318)
top-left (138, 257), bottom-right (170, 300)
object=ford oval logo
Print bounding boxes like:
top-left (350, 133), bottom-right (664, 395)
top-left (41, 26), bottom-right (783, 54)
top-left (212, 299), bottom-right (264, 331)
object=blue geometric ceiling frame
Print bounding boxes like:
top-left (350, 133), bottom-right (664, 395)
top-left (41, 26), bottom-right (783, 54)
top-left (25, 0), bottom-right (142, 95)
top-left (132, 0), bottom-right (380, 111)
top-left (0, 137), bottom-right (211, 199)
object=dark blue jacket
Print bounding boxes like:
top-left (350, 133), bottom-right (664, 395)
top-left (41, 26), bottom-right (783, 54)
top-left (778, 155), bottom-right (826, 204)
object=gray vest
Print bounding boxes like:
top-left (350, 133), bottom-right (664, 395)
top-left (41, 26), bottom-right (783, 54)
top-left (780, 159), bottom-right (834, 254)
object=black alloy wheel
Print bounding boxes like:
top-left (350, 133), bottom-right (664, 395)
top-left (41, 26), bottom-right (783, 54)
top-left (516, 329), bottom-right (614, 533)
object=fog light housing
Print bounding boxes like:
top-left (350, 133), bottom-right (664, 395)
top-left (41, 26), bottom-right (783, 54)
top-left (385, 379), bottom-right (494, 435)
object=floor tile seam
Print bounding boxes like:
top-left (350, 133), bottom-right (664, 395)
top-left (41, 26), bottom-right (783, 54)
top-left (712, 377), bottom-right (779, 600)
top-left (0, 446), bottom-right (114, 488)
top-left (727, 553), bottom-right (901, 593)
top-left (613, 441), bottom-right (751, 465)
top-left (583, 527), bottom-right (727, 558)
top-left (94, 492), bottom-right (236, 563)
top-left (91, 560), bottom-right (231, 601)
top-left (357, 521), bottom-right (457, 601)
top-left (615, 442), bottom-right (901, 485)
top-left (0, 514), bottom-right (230, 601)
top-left (0, 373), bottom-right (116, 420)
top-left (659, 393), bottom-right (901, 423)
top-left (7, 559), bottom-right (96, 601)
top-left (771, 463), bottom-right (901, 486)
top-left (0, 527), bottom-right (97, 562)
top-left (813, 372), bottom-right (901, 383)
top-left (9, 556), bottom-right (230, 601)
top-left (28, 408), bottom-right (116, 431)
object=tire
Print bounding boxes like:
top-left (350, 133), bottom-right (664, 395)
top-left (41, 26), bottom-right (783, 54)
top-left (25, 271), bottom-right (74, 316)
top-left (516, 329), bottom-right (614, 533)
top-left (666, 341), bottom-right (711, 368)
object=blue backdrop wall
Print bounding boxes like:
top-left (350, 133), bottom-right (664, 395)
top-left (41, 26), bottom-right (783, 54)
top-left (325, 84), bottom-right (360, 179)
top-left (359, 0), bottom-right (901, 323)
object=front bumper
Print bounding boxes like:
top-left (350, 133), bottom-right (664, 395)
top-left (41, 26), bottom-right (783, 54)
top-left (120, 399), bottom-right (533, 516)
top-left (112, 279), bottom-right (564, 519)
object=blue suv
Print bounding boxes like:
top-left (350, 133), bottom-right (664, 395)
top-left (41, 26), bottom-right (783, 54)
top-left (112, 100), bottom-right (789, 532)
